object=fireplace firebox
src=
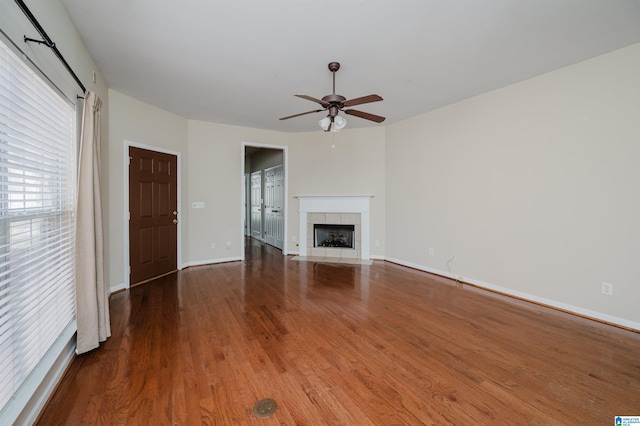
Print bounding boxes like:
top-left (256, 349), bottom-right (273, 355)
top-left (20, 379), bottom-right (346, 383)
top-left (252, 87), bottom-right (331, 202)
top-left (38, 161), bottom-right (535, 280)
top-left (314, 224), bottom-right (355, 248)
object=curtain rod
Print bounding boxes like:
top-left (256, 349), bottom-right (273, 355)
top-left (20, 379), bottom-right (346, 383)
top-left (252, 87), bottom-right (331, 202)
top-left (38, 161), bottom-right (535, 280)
top-left (14, 0), bottom-right (87, 94)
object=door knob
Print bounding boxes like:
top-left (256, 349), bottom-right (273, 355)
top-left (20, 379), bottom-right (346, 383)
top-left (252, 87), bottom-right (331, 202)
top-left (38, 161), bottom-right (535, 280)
top-left (173, 211), bottom-right (178, 216)
top-left (173, 219), bottom-right (178, 224)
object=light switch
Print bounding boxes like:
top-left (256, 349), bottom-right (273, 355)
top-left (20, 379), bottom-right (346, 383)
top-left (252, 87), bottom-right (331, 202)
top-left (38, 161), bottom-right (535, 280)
top-left (192, 201), bottom-right (205, 209)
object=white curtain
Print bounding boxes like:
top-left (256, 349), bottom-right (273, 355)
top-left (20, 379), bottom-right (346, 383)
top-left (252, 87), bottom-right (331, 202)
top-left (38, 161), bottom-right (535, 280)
top-left (75, 91), bottom-right (111, 354)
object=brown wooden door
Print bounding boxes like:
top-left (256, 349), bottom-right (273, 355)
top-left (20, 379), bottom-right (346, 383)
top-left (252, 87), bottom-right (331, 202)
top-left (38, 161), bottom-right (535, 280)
top-left (129, 146), bottom-right (178, 285)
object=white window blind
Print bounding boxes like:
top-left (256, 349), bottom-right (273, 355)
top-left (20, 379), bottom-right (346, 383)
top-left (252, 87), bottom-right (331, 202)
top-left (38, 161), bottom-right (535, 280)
top-left (0, 39), bottom-right (76, 414)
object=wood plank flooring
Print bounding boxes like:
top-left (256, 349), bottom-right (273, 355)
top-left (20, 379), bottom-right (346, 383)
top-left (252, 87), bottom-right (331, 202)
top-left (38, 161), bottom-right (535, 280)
top-left (37, 238), bottom-right (640, 424)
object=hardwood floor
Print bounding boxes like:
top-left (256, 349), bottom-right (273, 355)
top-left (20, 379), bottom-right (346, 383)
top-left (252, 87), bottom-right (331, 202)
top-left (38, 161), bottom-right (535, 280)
top-left (38, 238), bottom-right (640, 425)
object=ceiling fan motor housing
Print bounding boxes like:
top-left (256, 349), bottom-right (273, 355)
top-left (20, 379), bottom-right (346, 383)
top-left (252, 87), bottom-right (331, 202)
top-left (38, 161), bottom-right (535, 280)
top-left (323, 79), bottom-right (346, 117)
top-left (322, 94), bottom-right (346, 104)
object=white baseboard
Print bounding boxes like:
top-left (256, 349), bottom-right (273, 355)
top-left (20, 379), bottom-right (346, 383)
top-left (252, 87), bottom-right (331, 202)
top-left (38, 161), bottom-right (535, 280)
top-left (384, 256), bottom-right (640, 332)
top-left (181, 256), bottom-right (242, 269)
top-left (110, 256), bottom-right (244, 293)
top-left (110, 282), bottom-right (127, 294)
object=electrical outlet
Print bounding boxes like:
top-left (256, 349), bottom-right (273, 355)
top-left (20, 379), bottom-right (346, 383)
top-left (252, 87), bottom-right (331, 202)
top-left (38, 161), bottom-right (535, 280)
top-left (429, 248), bottom-right (434, 256)
top-left (211, 243), bottom-right (215, 249)
top-left (602, 282), bottom-right (613, 296)
top-left (292, 235), bottom-right (297, 242)
top-left (375, 239), bottom-right (380, 247)
top-left (226, 241), bottom-right (232, 250)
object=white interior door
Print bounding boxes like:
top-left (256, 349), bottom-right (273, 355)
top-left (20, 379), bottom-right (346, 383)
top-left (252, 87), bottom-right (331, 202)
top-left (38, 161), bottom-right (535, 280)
top-left (244, 173), bottom-right (250, 236)
top-left (264, 165), bottom-right (284, 250)
top-left (250, 171), bottom-right (262, 240)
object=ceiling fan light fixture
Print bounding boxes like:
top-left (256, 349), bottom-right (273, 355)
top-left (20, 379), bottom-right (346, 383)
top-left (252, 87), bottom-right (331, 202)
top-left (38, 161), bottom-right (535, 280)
top-left (318, 116), bottom-right (331, 131)
top-left (318, 115), bottom-right (347, 132)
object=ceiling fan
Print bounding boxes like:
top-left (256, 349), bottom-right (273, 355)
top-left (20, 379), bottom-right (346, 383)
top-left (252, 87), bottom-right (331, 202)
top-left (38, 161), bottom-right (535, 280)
top-left (279, 62), bottom-right (385, 132)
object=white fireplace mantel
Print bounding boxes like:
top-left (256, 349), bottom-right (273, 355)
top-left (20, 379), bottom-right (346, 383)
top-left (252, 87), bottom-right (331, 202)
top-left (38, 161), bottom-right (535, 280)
top-left (296, 195), bottom-right (372, 259)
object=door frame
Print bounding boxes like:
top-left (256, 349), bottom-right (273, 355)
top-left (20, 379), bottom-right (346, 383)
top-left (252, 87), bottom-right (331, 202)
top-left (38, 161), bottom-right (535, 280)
top-left (241, 142), bottom-right (288, 260)
top-left (123, 140), bottom-right (182, 289)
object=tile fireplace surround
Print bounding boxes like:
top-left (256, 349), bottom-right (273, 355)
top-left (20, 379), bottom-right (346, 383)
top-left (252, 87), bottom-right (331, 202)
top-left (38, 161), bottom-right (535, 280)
top-left (296, 195), bottom-right (371, 260)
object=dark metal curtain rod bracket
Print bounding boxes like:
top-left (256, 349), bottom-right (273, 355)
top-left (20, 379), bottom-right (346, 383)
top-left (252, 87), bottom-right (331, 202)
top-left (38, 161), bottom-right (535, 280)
top-left (24, 36), bottom-right (55, 49)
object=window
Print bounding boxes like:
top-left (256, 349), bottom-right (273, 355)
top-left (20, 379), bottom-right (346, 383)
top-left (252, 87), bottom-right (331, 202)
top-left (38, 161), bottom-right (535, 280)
top-left (0, 38), bottom-right (76, 414)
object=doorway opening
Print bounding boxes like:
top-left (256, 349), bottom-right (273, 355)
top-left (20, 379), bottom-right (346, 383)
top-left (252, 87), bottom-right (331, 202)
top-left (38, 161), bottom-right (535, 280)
top-left (242, 144), bottom-right (287, 257)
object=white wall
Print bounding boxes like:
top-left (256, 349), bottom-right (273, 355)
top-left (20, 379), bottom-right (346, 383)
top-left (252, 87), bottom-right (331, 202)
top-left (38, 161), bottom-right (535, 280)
top-left (386, 43), bottom-right (640, 328)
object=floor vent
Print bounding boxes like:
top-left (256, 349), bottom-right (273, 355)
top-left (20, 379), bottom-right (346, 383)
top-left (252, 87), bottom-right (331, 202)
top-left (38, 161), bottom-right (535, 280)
top-left (252, 398), bottom-right (277, 418)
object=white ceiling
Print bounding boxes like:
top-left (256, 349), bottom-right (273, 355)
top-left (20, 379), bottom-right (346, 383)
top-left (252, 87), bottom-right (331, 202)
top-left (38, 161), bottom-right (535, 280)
top-left (60, 0), bottom-right (640, 133)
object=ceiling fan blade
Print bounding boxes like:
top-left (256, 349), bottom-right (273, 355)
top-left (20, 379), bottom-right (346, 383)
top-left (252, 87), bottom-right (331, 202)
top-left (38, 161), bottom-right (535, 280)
top-left (295, 94), bottom-right (330, 108)
top-left (344, 109), bottom-right (386, 123)
top-left (342, 94), bottom-right (383, 108)
top-left (279, 109), bottom-right (323, 120)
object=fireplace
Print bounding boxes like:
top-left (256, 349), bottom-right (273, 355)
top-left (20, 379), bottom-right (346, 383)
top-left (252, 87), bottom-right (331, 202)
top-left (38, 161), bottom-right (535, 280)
top-left (307, 213), bottom-right (360, 258)
top-left (296, 195), bottom-right (372, 260)
top-left (314, 224), bottom-right (355, 248)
